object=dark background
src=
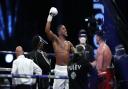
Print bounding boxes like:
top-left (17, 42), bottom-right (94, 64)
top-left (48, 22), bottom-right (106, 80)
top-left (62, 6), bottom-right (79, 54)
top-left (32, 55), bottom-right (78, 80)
top-left (113, 0), bottom-right (128, 52)
top-left (0, 0), bottom-right (93, 67)
top-left (0, 0), bottom-right (128, 68)
top-left (0, 0), bottom-right (93, 51)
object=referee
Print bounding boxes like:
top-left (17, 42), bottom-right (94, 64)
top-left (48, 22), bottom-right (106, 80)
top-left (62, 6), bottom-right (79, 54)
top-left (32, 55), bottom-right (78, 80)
top-left (11, 46), bottom-right (42, 89)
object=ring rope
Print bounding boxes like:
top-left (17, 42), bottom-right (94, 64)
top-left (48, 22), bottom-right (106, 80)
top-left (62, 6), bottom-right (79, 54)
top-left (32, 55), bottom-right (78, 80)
top-left (0, 74), bottom-right (68, 79)
top-left (0, 50), bottom-right (73, 56)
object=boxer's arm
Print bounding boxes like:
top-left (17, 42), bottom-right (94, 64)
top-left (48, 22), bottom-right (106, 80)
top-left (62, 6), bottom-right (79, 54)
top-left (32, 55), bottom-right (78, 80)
top-left (45, 21), bottom-right (57, 41)
top-left (45, 7), bottom-right (58, 41)
top-left (69, 41), bottom-right (77, 53)
top-left (96, 51), bottom-right (103, 74)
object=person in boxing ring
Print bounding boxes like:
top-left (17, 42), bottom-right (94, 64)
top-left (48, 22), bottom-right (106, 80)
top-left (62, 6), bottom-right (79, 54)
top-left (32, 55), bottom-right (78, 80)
top-left (45, 7), bottom-right (76, 89)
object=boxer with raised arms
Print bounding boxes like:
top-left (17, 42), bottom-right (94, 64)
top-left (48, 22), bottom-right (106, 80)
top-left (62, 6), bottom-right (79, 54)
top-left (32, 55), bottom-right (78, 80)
top-left (45, 7), bottom-right (76, 89)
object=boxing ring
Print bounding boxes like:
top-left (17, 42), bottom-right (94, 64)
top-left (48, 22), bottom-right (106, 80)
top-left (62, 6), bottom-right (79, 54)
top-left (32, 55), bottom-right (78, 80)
top-left (0, 50), bottom-right (69, 89)
top-left (0, 50), bottom-right (127, 89)
top-left (0, 72), bottom-right (68, 79)
top-left (0, 69), bottom-right (68, 89)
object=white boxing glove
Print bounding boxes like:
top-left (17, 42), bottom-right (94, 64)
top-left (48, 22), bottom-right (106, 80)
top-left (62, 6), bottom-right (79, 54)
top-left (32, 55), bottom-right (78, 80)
top-left (47, 7), bottom-right (58, 22)
top-left (49, 7), bottom-right (58, 16)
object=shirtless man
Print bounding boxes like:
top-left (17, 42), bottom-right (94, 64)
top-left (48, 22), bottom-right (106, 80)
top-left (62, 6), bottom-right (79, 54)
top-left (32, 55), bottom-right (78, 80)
top-left (45, 7), bottom-right (75, 89)
top-left (95, 30), bottom-right (112, 89)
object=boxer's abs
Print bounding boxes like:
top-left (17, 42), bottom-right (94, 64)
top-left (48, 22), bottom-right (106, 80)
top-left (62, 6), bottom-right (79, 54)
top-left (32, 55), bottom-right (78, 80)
top-left (55, 51), bottom-right (70, 65)
top-left (53, 41), bottom-right (71, 65)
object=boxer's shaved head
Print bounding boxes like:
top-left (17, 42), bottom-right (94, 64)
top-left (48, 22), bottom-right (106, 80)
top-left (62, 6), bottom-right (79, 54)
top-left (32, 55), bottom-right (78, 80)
top-left (57, 25), bottom-right (68, 37)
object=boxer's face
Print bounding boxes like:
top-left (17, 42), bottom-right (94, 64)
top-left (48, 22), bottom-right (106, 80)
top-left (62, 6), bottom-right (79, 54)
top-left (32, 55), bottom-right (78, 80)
top-left (59, 25), bottom-right (68, 37)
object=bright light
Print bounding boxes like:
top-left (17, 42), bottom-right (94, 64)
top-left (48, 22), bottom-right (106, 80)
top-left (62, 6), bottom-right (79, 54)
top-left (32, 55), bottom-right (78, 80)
top-left (5, 54), bottom-right (13, 63)
top-left (85, 18), bottom-right (88, 22)
top-left (93, 35), bottom-right (99, 48)
top-left (93, 49), bottom-right (97, 58)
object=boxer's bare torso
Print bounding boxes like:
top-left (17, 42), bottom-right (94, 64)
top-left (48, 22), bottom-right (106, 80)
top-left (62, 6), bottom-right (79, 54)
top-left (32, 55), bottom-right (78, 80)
top-left (96, 42), bottom-right (112, 73)
top-left (45, 22), bottom-right (74, 66)
top-left (53, 38), bottom-right (73, 65)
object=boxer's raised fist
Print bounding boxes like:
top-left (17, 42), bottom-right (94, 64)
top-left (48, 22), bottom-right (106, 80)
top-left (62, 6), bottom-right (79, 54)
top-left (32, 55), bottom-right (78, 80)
top-left (49, 7), bottom-right (58, 16)
top-left (47, 7), bottom-right (58, 22)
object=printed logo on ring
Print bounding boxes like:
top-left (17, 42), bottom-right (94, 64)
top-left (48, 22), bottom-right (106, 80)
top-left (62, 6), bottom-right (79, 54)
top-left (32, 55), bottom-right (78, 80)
top-left (71, 72), bottom-right (76, 79)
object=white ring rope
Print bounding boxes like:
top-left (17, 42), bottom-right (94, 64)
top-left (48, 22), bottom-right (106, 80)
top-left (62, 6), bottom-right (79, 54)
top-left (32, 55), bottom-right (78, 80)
top-left (0, 74), bottom-right (68, 79)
